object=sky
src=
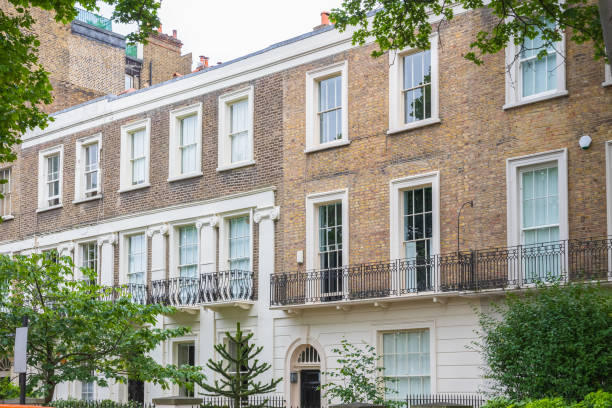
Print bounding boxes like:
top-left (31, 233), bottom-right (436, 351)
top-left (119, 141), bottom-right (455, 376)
top-left (97, 0), bottom-right (344, 69)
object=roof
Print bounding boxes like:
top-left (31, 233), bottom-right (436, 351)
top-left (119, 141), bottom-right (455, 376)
top-left (51, 23), bottom-right (336, 116)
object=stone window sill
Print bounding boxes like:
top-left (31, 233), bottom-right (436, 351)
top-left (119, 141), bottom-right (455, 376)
top-left (73, 194), bottom-right (102, 204)
top-left (216, 160), bottom-right (256, 172)
top-left (503, 90), bottom-right (568, 110)
top-left (168, 172), bottom-right (203, 182)
top-left (36, 204), bottom-right (63, 213)
top-left (387, 117), bottom-right (441, 135)
top-left (304, 139), bottom-right (351, 154)
top-left (118, 182), bottom-right (151, 193)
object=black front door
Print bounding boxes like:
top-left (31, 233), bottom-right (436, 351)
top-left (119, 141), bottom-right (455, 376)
top-left (300, 370), bottom-right (321, 408)
top-left (128, 379), bottom-right (144, 403)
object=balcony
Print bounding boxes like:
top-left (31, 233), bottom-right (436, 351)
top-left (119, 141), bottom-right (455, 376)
top-left (104, 270), bottom-right (254, 310)
top-left (74, 8), bottom-right (112, 31)
top-left (270, 237), bottom-right (612, 308)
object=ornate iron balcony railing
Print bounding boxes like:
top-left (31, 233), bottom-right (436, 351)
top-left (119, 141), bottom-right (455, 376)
top-left (104, 270), bottom-right (254, 307)
top-left (270, 237), bottom-right (612, 306)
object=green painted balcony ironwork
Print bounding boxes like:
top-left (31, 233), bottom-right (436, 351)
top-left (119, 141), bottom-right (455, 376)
top-left (74, 8), bottom-right (112, 31)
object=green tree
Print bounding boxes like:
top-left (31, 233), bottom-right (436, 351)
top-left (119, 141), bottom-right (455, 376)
top-left (474, 283), bottom-right (612, 401)
top-left (0, 252), bottom-right (204, 404)
top-left (0, 0), bottom-right (161, 166)
top-left (331, 0), bottom-right (608, 66)
top-left (199, 322), bottom-right (281, 408)
top-left (320, 338), bottom-right (395, 405)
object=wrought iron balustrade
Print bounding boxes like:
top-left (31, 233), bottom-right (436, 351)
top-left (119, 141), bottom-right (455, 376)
top-left (270, 237), bottom-right (612, 306)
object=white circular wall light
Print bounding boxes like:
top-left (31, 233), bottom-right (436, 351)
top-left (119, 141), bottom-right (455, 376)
top-left (579, 135), bottom-right (592, 150)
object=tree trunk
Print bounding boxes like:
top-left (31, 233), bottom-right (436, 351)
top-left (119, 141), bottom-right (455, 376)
top-left (43, 383), bottom-right (55, 405)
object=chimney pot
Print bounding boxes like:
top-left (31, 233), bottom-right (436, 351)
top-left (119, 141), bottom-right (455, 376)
top-left (321, 11), bottom-right (330, 26)
top-left (204, 56), bottom-right (209, 67)
top-left (172, 29), bottom-right (177, 38)
top-left (157, 24), bottom-right (162, 33)
top-left (217, 61), bottom-right (222, 65)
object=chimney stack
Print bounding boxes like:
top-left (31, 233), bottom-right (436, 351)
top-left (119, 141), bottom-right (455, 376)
top-left (172, 29), bottom-right (177, 38)
top-left (321, 11), bottom-right (330, 26)
top-left (199, 55), bottom-right (209, 68)
top-left (157, 24), bottom-right (162, 33)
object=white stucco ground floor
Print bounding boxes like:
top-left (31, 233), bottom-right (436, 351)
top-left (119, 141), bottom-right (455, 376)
top-left (54, 295), bottom-right (492, 406)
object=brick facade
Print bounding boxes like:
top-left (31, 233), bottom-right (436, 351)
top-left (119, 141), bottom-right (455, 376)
top-left (0, 1), bottom-right (193, 113)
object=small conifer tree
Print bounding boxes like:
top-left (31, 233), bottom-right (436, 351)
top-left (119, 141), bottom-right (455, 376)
top-left (200, 322), bottom-right (282, 408)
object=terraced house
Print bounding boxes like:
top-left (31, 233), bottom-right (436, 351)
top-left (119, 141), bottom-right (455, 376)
top-left (0, 7), bottom-right (611, 408)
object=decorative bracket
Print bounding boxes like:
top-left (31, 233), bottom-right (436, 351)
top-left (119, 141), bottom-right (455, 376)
top-left (57, 242), bottom-right (75, 254)
top-left (147, 224), bottom-right (169, 237)
top-left (253, 206), bottom-right (280, 223)
top-left (97, 233), bottom-right (117, 247)
top-left (196, 215), bottom-right (219, 229)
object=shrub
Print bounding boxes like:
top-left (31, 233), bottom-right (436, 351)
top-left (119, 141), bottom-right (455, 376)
top-left (475, 283), bottom-right (612, 401)
top-left (573, 391), bottom-right (612, 408)
top-left (481, 391), bottom-right (612, 408)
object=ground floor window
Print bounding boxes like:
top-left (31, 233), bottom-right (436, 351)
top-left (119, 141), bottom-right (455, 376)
top-left (81, 380), bottom-right (94, 401)
top-left (382, 329), bottom-right (430, 398)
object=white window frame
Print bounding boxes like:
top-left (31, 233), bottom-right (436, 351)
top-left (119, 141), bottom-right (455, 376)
top-left (0, 167), bottom-right (13, 220)
top-left (389, 172), bottom-right (440, 261)
top-left (37, 145), bottom-right (64, 212)
top-left (168, 103), bottom-right (203, 181)
top-left (305, 61), bottom-right (350, 153)
top-left (374, 321), bottom-right (436, 395)
top-left (218, 210), bottom-right (253, 272)
top-left (217, 86), bottom-right (255, 172)
top-left (169, 335), bottom-right (198, 396)
top-left (504, 26), bottom-right (567, 109)
top-left (388, 35), bottom-right (440, 134)
top-left (75, 240), bottom-right (99, 282)
top-left (119, 229), bottom-right (148, 285)
top-left (74, 134), bottom-right (102, 203)
top-left (506, 149), bottom-right (568, 248)
top-left (306, 189), bottom-right (349, 270)
top-left (606, 141), bottom-right (612, 238)
top-left (168, 220), bottom-right (200, 279)
top-left (604, 64), bottom-right (612, 87)
top-left (119, 118), bottom-right (151, 192)
top-left (80, 380), bottom-right (95, 401)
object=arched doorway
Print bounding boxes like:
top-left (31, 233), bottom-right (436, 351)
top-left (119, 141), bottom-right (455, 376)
top-left (289, 344), bottom-right (323, 408)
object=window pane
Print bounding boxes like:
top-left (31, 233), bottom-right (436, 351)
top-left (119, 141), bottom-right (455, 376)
top-left (181, 115), bottom-right (197, 145)
top-left (403, 55), bottom-right (413, 89)
top-left (413, 52), bottom-right (423, 87)
top-left (231, 100), bottom-right (248, 134)
top-left (534, 57), bottom-right (547, 94)
top-left (522, 60), bottom-right (535, 97)
top-left (229, 217), bottom-right (250, 270)
top-left (547, 54), bottom-right (557, 91)
top-left (131, 130), bottom-right (145, 158)
top-left (231, 131), bottom-right (249, 163)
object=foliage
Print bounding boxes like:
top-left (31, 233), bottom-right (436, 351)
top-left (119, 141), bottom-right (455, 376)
top-left (49, 399), bottom-right (150, 408)
top-left (481, 391), bottom-right (612, 408)
top-left (0, 253), bottom-right (204, 404)
top-left (0, 0), bottom-right (160, 169)
top-left (198, 322), bottom-right (282, 408)
top-left (330, 0), bottom-right (606, 65)
top-left (0, 376), bottom-right (20, 400)
top-left (474, 283), bottom-right (612, 401)
top-left (320, 338), bottom-right (395, 406)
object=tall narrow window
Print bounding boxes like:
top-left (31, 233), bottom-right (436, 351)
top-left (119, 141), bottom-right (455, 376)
top-left (81, 242), bottom-right (98, 282)
top-left (218, 88), bottom-right (253, 171)
top-left (521, 166), bottom-right (559, 244)
top-left (230, 100), bottom-right (249, 163)
top-left (383, 330), bottom-right (430, 398)
top-left (318, 76), bottom-right (342, 143)
top-left (178, 226), bottom-right (198, 278)
top-left (229, 217), bottom-right (250, 270)
top-left (46, 154), bottom-right (61, 206)
top-left (520, 166), bottom-right (560, 282)
top-left (403, 187), bottom-right (433, 291)
top-left (178, 343), bottom-right (195, 397)
top-left (84, 142), bottom-right (99, 197)
top-left (520, 22), bottom-right (558, 98)
top-left (403, 51), bottom-right (431, 123)
top-left (0, 168), bottom-right (11, 218)
top-left (319, 203), bottom-right (343, 300)
top-left (128, 234), bottom-right (145, 285)
top-left (81, 380), bottom-right (94, 401)
top-left (130, 130), bottom-right (146, 185)
top-left (180, 115), bottom-right (198, 174)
